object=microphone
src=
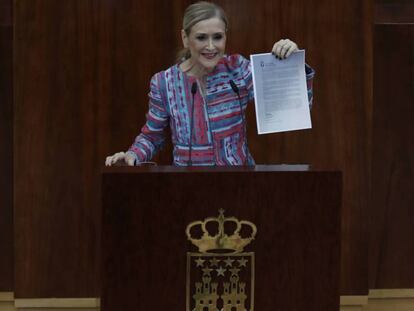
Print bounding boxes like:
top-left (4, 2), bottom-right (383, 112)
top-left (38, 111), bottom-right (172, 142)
top-left (229, 80), bottom-right (239, 95)
top-left (189, 82), bottom-right (197, 166)
top-left (191, 81), bottom-right (198, 95)
top-left (229, 80), bottom-right (248, 165)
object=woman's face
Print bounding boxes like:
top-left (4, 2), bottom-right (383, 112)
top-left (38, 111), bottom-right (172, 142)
top-left (182, 17), bottom-right (227, 72)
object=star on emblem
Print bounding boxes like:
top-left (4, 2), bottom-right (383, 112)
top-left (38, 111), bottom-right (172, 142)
top-left (229, 267), bottom-right (240, 276)
top-left (209, 257), bottom-right (220, 267)
top-left (195, 257), bottom-right (205, 267)
top-left (216, 266), bottom-right (226, 276)
top-left (224, 257), bottom-right (235, 267)
top-left (202, 267), bottom-right (213, 275)
top-left (237, 257), bottom-right (248, 267)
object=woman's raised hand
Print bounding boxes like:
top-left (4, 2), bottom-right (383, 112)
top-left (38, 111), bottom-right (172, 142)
top-left (105, 151), bottom-right (135, 166)
top-left (272, 39), bottom-right (298, 59)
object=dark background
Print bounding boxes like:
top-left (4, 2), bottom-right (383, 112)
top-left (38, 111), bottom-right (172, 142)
top-left (0, 0), bottom-right (413, 298)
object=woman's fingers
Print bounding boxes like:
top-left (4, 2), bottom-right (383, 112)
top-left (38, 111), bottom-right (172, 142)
top-left (105, 152), bottom-right (125, 166)
top-left (113, 152), bottom-right (125, 165)
top-left (272, 39), bottom-right (285, 58)
top-left (272, 39), bottom-right (298, 59)
top-left (284, 42), bottom-right (298, 58)
top-left (105, 152), bottom-right (136, 166)
top-left (105, 156), bottom-right (111, 166)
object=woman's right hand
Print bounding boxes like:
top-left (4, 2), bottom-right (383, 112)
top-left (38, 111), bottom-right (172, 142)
top-left (105, 151), bottom-right (135, 166)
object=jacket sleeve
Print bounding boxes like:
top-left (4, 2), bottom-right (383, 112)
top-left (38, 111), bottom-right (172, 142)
top-left (234, 54), bottom-right (254, 102)
top-left (127, 73), bottom-right (169, 163)
top-left (305, 64), bottom-right (315, 108)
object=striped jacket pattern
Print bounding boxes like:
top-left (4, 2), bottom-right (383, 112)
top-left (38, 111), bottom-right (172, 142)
top-left (127, 54), bottom-right (315, 166)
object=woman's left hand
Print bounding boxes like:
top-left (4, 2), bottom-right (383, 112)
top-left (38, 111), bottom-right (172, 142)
top-left (272, 39), bottom-right (298, 59)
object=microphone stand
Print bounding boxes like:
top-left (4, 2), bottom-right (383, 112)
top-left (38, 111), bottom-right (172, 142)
top-left (189, 82), bottom-right (197, 166)
top-left (230, 80), bottom-right (248, 166)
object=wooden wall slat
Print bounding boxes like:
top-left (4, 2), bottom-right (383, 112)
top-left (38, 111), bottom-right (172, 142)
top-left (0, 0), bottom-right (12, 26)
top-left (370, 24), bottom-right (414, 289)
top-left (14, 0), bottom-right (102, 297)
top-left (14, 0), bottom-right (371, 297)
top-left (0, 0), bottom-right (13, 292)
top-left (375, 3), bottom-right (414, 24)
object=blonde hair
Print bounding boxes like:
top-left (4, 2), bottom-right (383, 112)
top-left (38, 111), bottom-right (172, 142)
top-left (177, 1), bottom-right (228, 62)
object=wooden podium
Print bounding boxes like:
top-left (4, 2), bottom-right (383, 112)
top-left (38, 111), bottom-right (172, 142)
top-left (102, 165), bottom-right (341, 311)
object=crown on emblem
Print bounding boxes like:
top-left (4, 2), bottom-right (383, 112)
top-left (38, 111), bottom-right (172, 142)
top-left (186, 209), bottom-right (257, 254)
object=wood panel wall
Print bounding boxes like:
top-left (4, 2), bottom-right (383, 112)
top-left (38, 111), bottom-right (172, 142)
top-left (369, 1), bottom-right (414, 289)
top-left (13, 0), bottom-right (372, 298)
top-left (0, 0), bottom-right (13, 292)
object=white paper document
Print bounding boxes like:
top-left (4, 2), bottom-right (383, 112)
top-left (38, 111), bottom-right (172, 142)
top-left (250, 50), bottom-right (312, 134)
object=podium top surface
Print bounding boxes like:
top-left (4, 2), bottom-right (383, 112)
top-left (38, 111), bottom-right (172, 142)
top-left (102, 164), bottom-right (340, 174)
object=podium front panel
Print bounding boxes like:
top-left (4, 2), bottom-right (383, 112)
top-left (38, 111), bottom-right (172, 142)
top-left (102, 166), bottom-right (341, 311)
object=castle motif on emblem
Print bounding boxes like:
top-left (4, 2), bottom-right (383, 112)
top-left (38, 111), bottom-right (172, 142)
top-left (186, 209), bottom-right (257, 311)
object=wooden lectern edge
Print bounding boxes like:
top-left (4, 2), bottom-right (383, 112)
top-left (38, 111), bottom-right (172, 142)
top-left (101, 164), bottom-right (342, 174)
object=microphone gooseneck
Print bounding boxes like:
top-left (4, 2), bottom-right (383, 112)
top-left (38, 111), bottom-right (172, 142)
top-left (229, 80), bottom-right (239, 94)
top-left (229, 80), bottom-right (248, 165)
top-left (189, 81), bottom-right (198, 166)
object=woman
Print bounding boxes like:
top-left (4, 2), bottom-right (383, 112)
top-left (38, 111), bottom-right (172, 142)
top-left (106, 1), bottom-right (314, 167)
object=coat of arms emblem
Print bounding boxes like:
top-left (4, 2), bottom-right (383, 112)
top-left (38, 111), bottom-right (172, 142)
top-left (186, 209), bottom-right (257, 311)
